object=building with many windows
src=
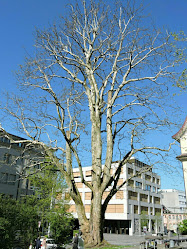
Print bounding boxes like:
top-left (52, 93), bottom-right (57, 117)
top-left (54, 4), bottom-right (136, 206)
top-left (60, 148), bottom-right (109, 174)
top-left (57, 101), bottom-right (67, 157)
top-left (70, 158), bottom-right (162, 235)
top-left (160, 189), bottom-right (187, 233)
top-left (0, 126), bottom-right (43, 199)
top-left (160, 189), bottom-right (187, 213)
top-left (163, 212), bottom-right (186, 233)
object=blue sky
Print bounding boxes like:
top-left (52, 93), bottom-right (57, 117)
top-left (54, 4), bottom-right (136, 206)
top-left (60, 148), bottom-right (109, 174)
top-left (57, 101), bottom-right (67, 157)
top-left (0, 0), bottom-right (186, 190)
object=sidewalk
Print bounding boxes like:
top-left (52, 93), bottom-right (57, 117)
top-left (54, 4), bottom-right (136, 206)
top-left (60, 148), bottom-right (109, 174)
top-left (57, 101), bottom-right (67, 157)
top-left (104, 233), bottom-right (187, 248)
top-left (104, 233), bottom-right (146, 246)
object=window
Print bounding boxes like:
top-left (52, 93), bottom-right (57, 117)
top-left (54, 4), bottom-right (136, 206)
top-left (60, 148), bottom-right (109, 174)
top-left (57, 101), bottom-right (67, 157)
top-left (140, 194), bottom-right (148, 202)
top-left (0, 173), bottom-right (8, 184)
top-left (0, 137), bottom-right (10, 143)
top-left (135, 181), bottom-right (142, 188)
top-left (128, 168), bottom-right (133, 176)
top-left (145, 185), bottom-right (151, 191)
top-left (128, 191), bottom-right (138, 200)
top-left (150, 207), bottom-right (153, 215)
top-left (156, 178), bottom-right (160, 184)
top-left (8, 174), bottom-right (16, 185)
top-left (154, 197), bottom-right (160, 204)
top-left (179, 201), bottom-right (186, 205)
top-left (145, 175), bottom-right (151, 181)
top-left (134, 205), bottom-right (138, 214)
top-left (4, 153), bottom-right (11, 164)
top-left (152, 186), bottom-right (156, 193)
top-left (141, 206), bottom-right (148, 215)
top-left (135, 171), bottom-right (142, 178)
top-left (128, 179), bottom-right (134, 187)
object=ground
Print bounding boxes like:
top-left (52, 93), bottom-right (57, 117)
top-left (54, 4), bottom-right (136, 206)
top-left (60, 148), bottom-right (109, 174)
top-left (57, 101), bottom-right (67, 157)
top-left (65, 233), bottom-right (187, 249)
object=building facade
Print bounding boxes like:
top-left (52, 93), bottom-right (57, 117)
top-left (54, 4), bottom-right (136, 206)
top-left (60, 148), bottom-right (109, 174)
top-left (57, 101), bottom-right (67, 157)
top-left (163, 212), bottom-right (187, 233)
top-left (161, 189), bottom-right (187, 233)
top-left (172, 116), bottom-right (187, 197)
top-left (160, 189), bottom-right (187, 213)
top-left (70, 158), bottom-right (162, 235)
top-left (0, 126), bottom-right (43, 199)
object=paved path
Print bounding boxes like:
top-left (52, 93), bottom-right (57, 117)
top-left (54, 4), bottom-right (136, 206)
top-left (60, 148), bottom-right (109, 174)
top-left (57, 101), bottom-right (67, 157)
top-left (104, 234), bottom-right (187, 248)
top-left (65, 234), bottom-right (187, 248)
top-left (104, 233), bottom-right (146, 246)
top-left (65, 234), bottom-right (146, 248)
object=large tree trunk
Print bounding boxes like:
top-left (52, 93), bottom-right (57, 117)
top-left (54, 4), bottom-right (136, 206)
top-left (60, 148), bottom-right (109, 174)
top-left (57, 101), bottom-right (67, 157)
top-left (81, 192), bottom-right (104, 247)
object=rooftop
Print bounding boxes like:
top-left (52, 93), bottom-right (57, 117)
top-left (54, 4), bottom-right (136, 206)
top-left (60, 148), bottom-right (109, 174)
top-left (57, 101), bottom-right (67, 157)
top-left (172, 116), bottom-right (187, 142)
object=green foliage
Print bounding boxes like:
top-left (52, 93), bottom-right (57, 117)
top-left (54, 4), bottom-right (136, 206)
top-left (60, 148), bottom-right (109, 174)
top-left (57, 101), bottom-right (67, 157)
top-left (73, 230), bottom-right (79, 236)
top-left (0, 217), bottom-right (11, 249)
top-left (28, 162), bottom-right (73, 244)
top-left (140, 212), bottom-right (148, 229)
top-left (171, 31), bottom-right (187, 92)
top-left (0, 161), bottom-right (73, 248)
top-left (18, 198), bottom-right (39, 246)
top-left (47, 206), bottom-right (73, 244)
top-left (179, 219), bottom-right (187, 235)
top-left (0, 195), bottom-right (39, 249)
top-left (28, 163), bottom-right (64, 221)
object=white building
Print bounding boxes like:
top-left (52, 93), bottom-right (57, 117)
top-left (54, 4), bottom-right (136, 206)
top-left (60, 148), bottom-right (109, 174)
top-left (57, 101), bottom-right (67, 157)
top-left (160, 189), bottom-right (187, 213)
top-left (172, 116), bottom-right (187, 197)
top-left (160, 189), bottom-right (187, 233)
top-left (70, 158), bottom-right (162, 235)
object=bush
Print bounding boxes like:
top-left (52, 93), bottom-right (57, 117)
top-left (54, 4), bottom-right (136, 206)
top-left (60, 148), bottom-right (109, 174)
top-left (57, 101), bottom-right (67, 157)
top-left (179, 220), bottom-right (187, 235)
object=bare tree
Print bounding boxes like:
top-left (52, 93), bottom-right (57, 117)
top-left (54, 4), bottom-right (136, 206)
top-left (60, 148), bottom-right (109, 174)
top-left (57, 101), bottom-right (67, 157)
top-left (2, 0), bottom-right (186, 246)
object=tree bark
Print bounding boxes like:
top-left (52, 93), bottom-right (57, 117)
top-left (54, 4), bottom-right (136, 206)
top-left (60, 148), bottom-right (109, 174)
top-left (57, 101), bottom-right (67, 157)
top-left (82, 192), bottom-right (104, 247)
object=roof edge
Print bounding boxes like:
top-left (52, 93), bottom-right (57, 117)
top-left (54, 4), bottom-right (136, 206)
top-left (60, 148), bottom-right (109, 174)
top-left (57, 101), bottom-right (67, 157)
top-left (172, 116), bottom-right (187, 142)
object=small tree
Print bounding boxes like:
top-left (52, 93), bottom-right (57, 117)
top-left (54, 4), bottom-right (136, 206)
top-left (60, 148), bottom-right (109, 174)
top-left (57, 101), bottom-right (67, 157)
top-left (140, 212), bottom-right (149, 232)
top-left (47, 206), bottom-right (73, 244)
top-left (152, 214), bottom-right (162, 234)
top-left (28, 162), bottom-right (73, 242)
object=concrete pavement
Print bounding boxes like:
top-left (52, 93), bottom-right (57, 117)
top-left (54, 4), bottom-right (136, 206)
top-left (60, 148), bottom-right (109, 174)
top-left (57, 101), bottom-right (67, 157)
top-left (104, 233), bottom-right (187, 248)
top-left (104, 233), bottom-right (146, 246)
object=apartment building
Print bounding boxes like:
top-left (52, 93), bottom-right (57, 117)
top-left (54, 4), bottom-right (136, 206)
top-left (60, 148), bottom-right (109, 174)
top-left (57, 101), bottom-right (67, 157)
top-left (0, 126), bottom-right (43, 199)
top-left (163, 212), bottom-right (187, 233)
top-left (160, 189), bottom-right (187, 213)
top-left (161, 189), bottom-right (187, 233)
top-left (70, 158), bottom-right (162, 235)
